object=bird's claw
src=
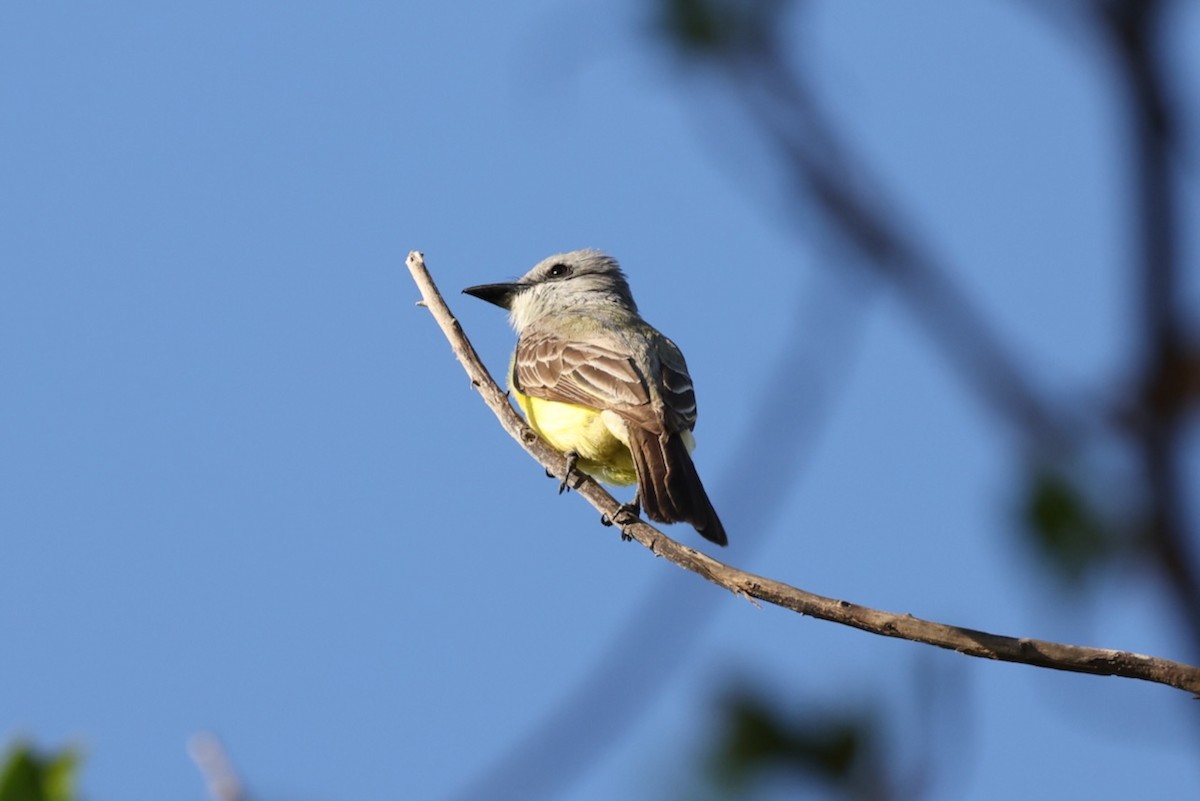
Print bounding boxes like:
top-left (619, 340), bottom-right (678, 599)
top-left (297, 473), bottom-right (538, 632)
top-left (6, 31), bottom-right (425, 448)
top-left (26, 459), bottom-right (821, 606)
top-left (601, 501), bottom-right (642, 541)
top-left (558, 451), bottom-right (579, 495)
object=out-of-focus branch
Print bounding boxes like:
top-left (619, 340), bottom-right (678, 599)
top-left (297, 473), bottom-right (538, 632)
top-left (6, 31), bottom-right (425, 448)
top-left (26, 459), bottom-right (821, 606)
top-left (747, 84), bottom-right (1066, 445)
top-left (406, 250), bottom-right (1200, 696)
top-left (188, 733), bottom-right (245, 801)
top-left (667, 2), bottom-right (1073, 450)
top-left (1091, 0), bottom-right (1200, 646)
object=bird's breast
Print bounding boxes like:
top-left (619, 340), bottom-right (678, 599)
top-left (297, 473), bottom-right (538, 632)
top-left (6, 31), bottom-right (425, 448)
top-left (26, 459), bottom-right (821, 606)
top-left (512, 390), bottom-right (637, 485)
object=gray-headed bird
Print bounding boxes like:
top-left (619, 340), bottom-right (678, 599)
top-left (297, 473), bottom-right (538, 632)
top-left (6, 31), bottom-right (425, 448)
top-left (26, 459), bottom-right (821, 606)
top-left (464, 249), bottom-right (727, 546)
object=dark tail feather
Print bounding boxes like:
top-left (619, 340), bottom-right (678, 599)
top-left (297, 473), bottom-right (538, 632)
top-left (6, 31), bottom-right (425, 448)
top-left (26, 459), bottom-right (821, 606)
top-left (629, 429), bottom-right (728, 546)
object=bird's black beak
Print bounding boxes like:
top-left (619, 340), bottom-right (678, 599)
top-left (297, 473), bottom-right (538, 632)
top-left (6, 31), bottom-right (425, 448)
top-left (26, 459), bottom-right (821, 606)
top-left (462, 282), bottom-right (522, 310)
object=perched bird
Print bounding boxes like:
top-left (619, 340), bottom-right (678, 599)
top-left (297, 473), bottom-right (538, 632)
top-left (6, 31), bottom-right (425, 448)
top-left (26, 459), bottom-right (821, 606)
top-left (464, 249), bottom-right (727, 546)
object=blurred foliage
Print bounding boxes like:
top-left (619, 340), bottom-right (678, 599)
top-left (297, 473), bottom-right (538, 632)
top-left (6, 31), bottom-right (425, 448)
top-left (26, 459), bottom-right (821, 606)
top-left (656, 0), bottom-right (784, 58)
top-left (1022, 468), bottom-right (1119, 585)
top-left (0, 743), bottom-right (79, 801)
top-left (707, 691), bottom-right (889, 800)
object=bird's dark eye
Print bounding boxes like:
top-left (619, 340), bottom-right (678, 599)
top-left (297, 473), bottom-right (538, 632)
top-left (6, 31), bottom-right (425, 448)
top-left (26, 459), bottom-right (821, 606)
top-left (548, 263), bottom-right (572, 278)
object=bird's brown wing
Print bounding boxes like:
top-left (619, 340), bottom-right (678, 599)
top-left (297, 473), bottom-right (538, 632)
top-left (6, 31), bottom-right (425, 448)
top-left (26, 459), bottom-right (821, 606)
top-left (513, 330), bottom-right (651, 412)
top-left (655, 337), bottom-right (698, 433)
top-left (515, 328), bottom-right (724, 545)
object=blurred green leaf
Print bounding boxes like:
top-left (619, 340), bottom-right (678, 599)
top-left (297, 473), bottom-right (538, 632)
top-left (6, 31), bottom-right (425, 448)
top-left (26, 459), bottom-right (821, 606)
top-left (1022, 468), bottom-right (1115, 583)
top-left (0, 743), bottom-right (79, 801)
top-left (709, 692), bottom-right (871, 794)
top-left (656, 0), bottom-right (784, 58)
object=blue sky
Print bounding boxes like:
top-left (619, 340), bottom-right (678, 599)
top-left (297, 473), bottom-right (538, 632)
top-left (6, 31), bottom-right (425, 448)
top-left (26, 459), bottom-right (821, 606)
top-left (2, 2), bottom-right (1198, 800)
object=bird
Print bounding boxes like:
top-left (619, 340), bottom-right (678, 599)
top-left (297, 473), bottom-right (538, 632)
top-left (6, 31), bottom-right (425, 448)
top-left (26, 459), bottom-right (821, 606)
top-left (463, 249), bottom-right (727, 546)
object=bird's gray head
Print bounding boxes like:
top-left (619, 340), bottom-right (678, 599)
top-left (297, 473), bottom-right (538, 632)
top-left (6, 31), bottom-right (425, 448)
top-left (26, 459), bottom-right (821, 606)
top-left (463, 249), bottom-right (638, 331)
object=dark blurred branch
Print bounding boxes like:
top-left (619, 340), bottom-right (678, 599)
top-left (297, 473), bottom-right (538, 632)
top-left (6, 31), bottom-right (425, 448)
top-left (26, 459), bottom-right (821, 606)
top-left (406, 250), bottom-right (1200, 696)
top-left (748, 80), bottom-right (1065, 446)
top-left (665, 0), bottom-right (1073, 449)
top-left (1091, 0), bottom-right (1200, 650)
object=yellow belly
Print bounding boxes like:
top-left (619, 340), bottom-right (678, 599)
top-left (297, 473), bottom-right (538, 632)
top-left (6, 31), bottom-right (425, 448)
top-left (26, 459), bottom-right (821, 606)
top-left (513, 390), bottom-right (637, 486)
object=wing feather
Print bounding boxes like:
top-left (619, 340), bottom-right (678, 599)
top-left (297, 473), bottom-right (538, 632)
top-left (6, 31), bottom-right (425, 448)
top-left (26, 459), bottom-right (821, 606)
top-left (514, 327), bottom-right (698, 436)
top-left (514, 333), bottom-right (650, 411)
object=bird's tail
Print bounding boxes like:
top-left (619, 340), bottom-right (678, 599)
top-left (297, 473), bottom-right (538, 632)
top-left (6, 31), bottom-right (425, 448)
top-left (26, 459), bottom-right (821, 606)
top-left (628, 429), bottom-right (727, 546)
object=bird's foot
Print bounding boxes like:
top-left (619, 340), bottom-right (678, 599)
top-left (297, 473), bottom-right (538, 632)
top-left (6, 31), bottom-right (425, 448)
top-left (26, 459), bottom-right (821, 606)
top-left (601, 500), bottom-right (642, 541)
top-left (557, 451), bottom-right (580, 495)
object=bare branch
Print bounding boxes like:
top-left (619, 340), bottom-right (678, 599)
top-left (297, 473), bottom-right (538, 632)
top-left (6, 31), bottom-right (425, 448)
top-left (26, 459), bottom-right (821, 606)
top-left (187, 732), bottom-right (246, 801)
top-left (405, 250), bottom-right (1200, 697)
